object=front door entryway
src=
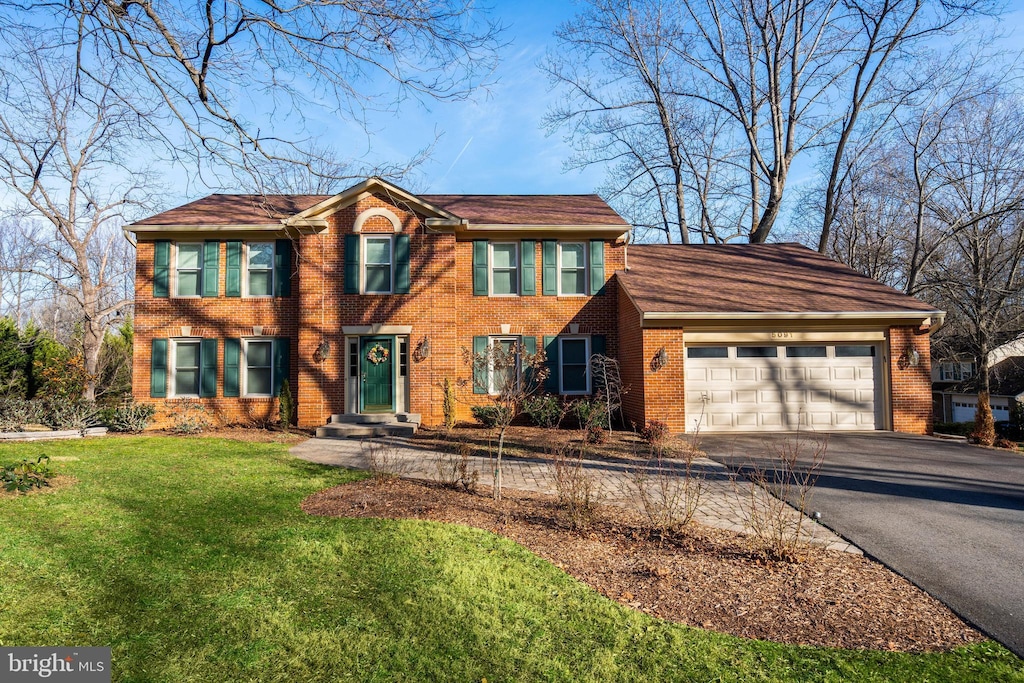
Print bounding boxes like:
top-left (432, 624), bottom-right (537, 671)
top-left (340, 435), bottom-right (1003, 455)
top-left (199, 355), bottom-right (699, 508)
top-left (360, 337), bottom-right (395, 413)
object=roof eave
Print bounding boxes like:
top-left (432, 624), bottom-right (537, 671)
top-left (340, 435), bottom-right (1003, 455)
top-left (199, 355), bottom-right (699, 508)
top-left (642, 310), bottom-right (944, 326)
top-left (128, 222), bottom-right (327, 234)
top-left (287, 177), bottom-right (460, 224)
top-left (454, 224), bottom-right (630, 239)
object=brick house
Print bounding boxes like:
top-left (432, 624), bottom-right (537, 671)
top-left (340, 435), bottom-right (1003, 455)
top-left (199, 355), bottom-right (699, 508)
top-left (128, 177), bottom-right (942, 435)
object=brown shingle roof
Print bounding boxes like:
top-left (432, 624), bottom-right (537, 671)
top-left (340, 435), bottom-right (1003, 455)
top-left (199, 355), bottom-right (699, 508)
top-left (421, 194), bottom-right (628, 225)
top-left (132, 192), bottom-right (629, 227)
top-left (619, 243), bottom-right (939, 314)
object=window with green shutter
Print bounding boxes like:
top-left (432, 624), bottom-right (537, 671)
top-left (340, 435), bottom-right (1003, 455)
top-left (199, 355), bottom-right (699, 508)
top-left (225, 241), bottom-right (242, 297)
top-left (589, 240), bottom-right (605, 295)
top-left (202, 241), bottom-right (219, 297)
top-left (244, 339), bottom-right (273, 396)
top-left (223, 339), bottom-right (240, 397)
top-left (175, 243), bottom-right (203, 297)
top-left (558, 243), bottom-right (586, 296)
top-left (490, 243), bottom-right (518, 295)
top-left (274, 239), bottom-right (292, 297)
top-left (520, 240), bottom-right (536, 296)
top-left (394, 233), bottom-right (410, 294)
top-left (150, 338), bottom-right (168, 397)
top-left (472, 241), bottom-right (488, 296)
top-left (559, 337), bottom-right (590, 394)
top-left (364, 236), bottom-right (393, 294)
top-left (246, 242), bottom-right (274, 296)
top-left (153, 241), bottom-right (170, 298)
top-left (343, 234), bottom-right (360, 294)
top-left (172, 340), bottom-right (201, 396)
top-left (200, 338), bottom-right (218, 398)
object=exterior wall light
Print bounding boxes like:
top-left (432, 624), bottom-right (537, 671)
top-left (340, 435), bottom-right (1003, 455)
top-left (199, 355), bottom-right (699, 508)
top-left (414, 336), bottom-right (431, 361)
top-left (651, 346), bottom-right (669, 372)
top-left (313, 340), bottom-right (330, 363)
top-left (902, 346), bottom-right (920, 368)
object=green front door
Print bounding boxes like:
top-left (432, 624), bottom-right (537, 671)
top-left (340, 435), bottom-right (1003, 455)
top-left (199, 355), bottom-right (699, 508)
top-left (360, 337), bottom-right (394, 413)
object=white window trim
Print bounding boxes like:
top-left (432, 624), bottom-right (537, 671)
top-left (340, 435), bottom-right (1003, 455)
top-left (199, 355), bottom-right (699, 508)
top-left (169, 337), bottom-right (202, 398)
top-left (489, 242), bottom-right (519, 297)
top-left (559, 335), bottom-right (591, 395)
top-left (940, 361), bottom-right (974, 382)
top-left (362, 234), bottom-right (394, 295)
top-left (487, 335), bottom-right (521, 395)
top-left (173, 242), bottom-right (203, 298)
top-left (243, 241), bottom-right (275, 298)
top-left (557, 242), bottom-right (588, 297)
top-left (241, 338), bottom-right (274, 397)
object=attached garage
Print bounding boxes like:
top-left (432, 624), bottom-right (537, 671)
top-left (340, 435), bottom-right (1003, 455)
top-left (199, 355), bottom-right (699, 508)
top-left (684, 343), bottom-right (881, 432)
top-left (616, 243), bottom-right (944, 436)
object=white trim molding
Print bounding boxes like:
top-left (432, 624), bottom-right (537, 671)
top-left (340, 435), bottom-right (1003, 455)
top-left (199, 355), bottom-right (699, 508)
top-left (342, 324), bottom-right (413, 335)
top-left (354, 207), bottom-right (404, 233)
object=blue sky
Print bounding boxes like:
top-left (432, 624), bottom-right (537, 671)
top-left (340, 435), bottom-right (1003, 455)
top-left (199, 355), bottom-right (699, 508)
top-left (318, 0), bottom-right (605, 196)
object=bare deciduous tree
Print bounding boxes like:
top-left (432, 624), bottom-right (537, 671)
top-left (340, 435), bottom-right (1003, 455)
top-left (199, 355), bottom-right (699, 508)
top-left (546, 0), bottom-right (998, 246)
top-left (465, 340), bottom-right (548, 501)
top-left (0, 0), bottom-right (502, 183)
top-left (0, 43), bottom-right (150, 399)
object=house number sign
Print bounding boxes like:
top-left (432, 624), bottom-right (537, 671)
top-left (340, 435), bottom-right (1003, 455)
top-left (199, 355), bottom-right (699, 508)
top-left (770, 331), bottom-right (794, 339)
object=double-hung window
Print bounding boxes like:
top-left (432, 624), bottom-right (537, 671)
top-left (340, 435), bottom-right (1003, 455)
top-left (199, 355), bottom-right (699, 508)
top-left (243, 339), bottom-right (273, 396)
top-left (172, 339), bottom-right (201, 396)
top-left (490, 243), bottom-right (518, 296)
top-left (489, 337), bottom-right (521, 394)
top-left (559, 337), bottom-right (590, 394)
top-left (558, 243), bottom-right (587, 295)
top-left (246, 242), bottom-right (274, 296)
top-left (364, 236), bottom-right (393, 294)
top-left (175, 243), bottom-right (203, 296)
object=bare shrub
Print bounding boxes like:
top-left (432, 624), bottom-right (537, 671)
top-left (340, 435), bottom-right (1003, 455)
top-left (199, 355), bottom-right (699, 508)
top-left (362, 438), bottom-right (409, 485)
top-left (629, 442), bottom-right (706, 537)
top-left (168, 399), bottom-right (213, 434)
top-left (550, 439), bottom-right (601, 531)
top-left (434, 440), bottom-right (479, 492)
top-left (738, 433), bottom-right (828, 561)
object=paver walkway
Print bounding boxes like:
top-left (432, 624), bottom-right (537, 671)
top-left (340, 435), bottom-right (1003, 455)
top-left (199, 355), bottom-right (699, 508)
top-left (291, 436), bottom-right (860, 554)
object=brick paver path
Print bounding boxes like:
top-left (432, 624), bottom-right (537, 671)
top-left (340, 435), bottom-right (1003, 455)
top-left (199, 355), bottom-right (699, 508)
top-left (291, 436), bottom-right (860, 554)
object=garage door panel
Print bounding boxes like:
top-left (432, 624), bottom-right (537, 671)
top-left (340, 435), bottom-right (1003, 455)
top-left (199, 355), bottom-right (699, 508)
top-left (733, 367), bottom-right (755, 381)
top-left (686, 343), bottom-right (880, 432)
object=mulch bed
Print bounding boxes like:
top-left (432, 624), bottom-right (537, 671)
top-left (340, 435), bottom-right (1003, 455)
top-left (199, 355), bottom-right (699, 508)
top-left (303, 478), bottom-right (985, 652)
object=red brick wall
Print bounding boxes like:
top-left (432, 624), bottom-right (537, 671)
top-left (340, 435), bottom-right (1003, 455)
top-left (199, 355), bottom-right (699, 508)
top-left (640, 328), bottom-right (687, 433)
top-left (617, 286), bottom-right (645, 429)
top-left (889, 325), bottom-right (933, 435)
top-left (135, 192), bottom-right (625, 429)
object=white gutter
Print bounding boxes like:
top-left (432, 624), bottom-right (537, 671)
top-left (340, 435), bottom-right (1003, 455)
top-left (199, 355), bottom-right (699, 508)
top-left (642, 310), bottom-right (943, 322)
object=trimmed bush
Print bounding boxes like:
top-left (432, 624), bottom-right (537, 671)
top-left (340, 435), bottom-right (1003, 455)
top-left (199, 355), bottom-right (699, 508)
top-left (640, 420), bottom-right (670, 447)
top-left (523, 394), bottom-right (563, 428)
top-left (38, 398), bottom-right (100, 432)
top-left (471, 404), bottom-right (511, 428)
top-left (104, 400), bottom-right (156, 433)
top-left (0, 397), bottom-right (38, 432)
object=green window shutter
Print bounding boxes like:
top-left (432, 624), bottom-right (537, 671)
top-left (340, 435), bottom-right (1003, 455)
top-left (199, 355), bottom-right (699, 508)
top-left (589, 240), bottom-right (605, 295)
top-left (224, 339), bottom-right (240, 398)
top-left (202, 241), bottom-right (219, 297)
top-left (394, 233), bottom-right (410, 294)
top-left (274, 239), bottom-right (292, 297)
top-left (544, 335), bottom-right (559, 393)
top-left (591, 334), bottom-right (606, 358)
top-left (225, 241), bottom-right (242, 297)
top-left (522, 336), bottom-right (538, 388)
top-left (153, 241), bottom-right (170, 298)
top-left (200, 338), bottom-right (218, 398)
top-left (542, 241), bottom-right (557, 296)
top-left (472, 240), bottom-right (488, 296)
top-left (273, 337), bottom-right (290, 397)
top-left (473, 336), bottom-right (488, 394)
top-left (520, 240), bottom-right (536, 296)
top-left (150, 338), bottom-right (168, 397)
top-left (344, 234), bottom-right (360, 294)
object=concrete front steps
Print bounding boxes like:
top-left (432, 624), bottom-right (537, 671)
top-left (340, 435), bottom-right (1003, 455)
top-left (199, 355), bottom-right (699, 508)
top-left (315, 413), bottom-right (421, 439)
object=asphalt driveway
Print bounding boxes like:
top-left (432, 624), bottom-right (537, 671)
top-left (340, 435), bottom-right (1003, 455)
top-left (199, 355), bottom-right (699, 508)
top-left (699, 432), bottom-right (1024, 658)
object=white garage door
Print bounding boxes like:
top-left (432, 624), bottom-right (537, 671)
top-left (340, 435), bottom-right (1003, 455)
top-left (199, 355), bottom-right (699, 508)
top-left (952, 399), bottom-right (1010, 423)
top-left (684, 344), bottom-right (881, 432)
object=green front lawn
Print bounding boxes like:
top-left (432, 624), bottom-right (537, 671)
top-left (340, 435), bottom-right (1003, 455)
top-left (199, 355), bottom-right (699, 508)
top-left (0, 436), bottom-right (1020, 682)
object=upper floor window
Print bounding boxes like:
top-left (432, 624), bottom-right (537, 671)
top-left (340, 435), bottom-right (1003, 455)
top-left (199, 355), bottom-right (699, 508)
top-left (364, 236), bottom-right (393, 294)
top-left (490, 243), bottom-right (519, 296)
top-left (558, 242), bottom-right (587, 296)
top-left (246, 242), bottom-right (275, 296)
top-left (175, 243), bottom-right (203, 297)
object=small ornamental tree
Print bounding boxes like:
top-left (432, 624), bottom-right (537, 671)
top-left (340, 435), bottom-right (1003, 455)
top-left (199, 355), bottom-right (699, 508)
top-left (971, 392), bottom-right (996, 446)
top-left (590, 354), bottom-right (625, 431)
top-left (465, 340), bottom-right (548, 500)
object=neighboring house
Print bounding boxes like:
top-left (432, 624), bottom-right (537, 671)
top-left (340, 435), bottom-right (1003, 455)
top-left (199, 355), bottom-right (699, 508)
top-left (128, 177), bottom-right (942, 435)
top-left (933, 337), bottom-right (1024, 423)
